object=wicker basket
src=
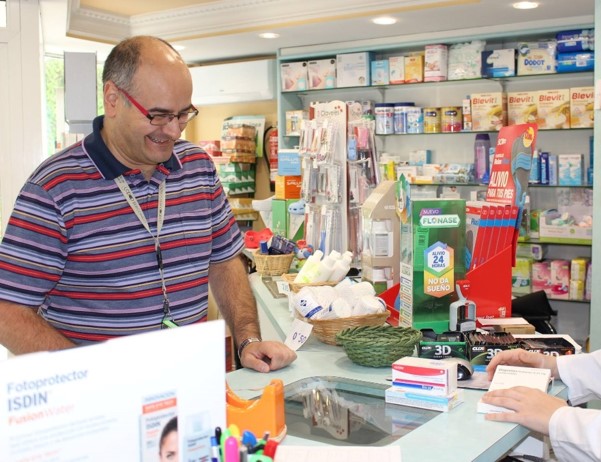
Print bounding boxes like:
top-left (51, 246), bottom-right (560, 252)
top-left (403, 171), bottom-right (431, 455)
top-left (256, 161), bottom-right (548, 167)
top-left (302, 311), bottom-right (389, 346)
top-left (336, 325), bottom-right (422, 367)
top-left (253, 251), bottom-right (295, 276)
top-left (280, 273), bottom-right (338, 293)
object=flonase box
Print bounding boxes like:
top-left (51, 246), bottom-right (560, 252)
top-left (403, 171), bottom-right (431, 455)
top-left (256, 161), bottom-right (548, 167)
top-left (398, 178), bottom-right (466, 332)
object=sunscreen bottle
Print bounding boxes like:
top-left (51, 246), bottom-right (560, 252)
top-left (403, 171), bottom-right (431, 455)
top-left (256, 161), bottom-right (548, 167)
top-left (294, 250), bottom-right (323, 283)
top-left (330, 254), bottom-right (352, 283)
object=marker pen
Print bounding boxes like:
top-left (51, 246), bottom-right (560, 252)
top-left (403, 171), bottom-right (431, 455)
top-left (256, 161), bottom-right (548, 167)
top-left (225, 436), bottom-right (240, 462)
top-left (210, 436), bottom-right (220, 462)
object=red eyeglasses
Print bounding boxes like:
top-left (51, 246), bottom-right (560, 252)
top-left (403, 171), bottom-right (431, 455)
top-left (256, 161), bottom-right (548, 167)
top-left (117, 86), bottom-right (198, 127)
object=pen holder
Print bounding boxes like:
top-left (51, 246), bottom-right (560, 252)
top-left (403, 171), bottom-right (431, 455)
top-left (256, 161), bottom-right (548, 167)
top-left (226, 379), bottom-right (286, 441)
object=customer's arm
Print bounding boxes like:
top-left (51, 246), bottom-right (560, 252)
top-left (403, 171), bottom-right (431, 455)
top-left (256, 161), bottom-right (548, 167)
top-left (0, 300), bottom-right (75, 354)
top-left (209, 255), bottom-right (296, 372)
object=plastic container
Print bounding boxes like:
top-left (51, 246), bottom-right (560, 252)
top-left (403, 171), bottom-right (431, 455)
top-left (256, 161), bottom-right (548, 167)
top-left (374, 103), bottom-right (395, 134)
top-left (423, 107), bottom-right (441, 133)
top-left (393, 102), bottom-right (415, 134)
top-left (473, 134), bottom-right (491, 183)
top-left (441, 106), bottom-right (463, 132)
top-left (294, 250), bottom-right (324, 283)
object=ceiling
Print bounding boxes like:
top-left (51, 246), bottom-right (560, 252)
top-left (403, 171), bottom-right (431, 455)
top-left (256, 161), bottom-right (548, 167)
top-left (40, 0), bottom-right (595, 65)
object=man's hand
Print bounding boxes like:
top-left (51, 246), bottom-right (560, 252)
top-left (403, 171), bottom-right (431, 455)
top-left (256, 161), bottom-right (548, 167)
top-left (239, 340), bottom-right (297, 373)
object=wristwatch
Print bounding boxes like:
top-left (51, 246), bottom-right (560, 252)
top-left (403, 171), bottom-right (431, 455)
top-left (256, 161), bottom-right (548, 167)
top-left (237, 337), bottom-right (262, 358)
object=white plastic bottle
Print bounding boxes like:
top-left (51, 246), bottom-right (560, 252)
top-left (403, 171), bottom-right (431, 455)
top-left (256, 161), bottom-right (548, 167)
top-left (302, 255), bottom-right (336, 283)
top-left (329, 254), bottom-right (352, 283)
top-left (294, 250), bottom-right (324, 283)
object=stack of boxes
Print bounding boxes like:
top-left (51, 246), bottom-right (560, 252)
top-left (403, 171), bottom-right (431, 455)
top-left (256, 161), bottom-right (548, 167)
top-left (272, 149), bottom-right (303, 241)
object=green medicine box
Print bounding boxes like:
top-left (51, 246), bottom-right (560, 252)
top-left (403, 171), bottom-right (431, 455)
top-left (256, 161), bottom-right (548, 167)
top-left (271, 199), bottom-right (304, 241)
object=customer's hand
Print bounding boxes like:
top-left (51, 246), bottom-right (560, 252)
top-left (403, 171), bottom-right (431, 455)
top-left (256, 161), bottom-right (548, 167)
top-left (486, 348), bottom-right (559, 380)
top-left (240, 340), bottom-right (297, 373)
top-left (481, 386), bottom-right (568, 435)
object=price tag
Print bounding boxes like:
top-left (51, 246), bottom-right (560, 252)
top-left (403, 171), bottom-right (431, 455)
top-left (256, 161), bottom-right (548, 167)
top-left (284, 318), bottom-right (313, 351)
top-left (276, 280), bottom-right (291, 295)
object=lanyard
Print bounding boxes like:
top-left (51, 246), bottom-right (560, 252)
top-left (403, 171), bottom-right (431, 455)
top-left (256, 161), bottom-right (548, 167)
top-left (114, 176), bottom-right (176, 328)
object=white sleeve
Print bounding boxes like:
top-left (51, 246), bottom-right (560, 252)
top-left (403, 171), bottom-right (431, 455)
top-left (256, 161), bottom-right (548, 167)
top-left (557, 350), bottom-right (601, 405)
top-left (550, 406), bottom-right (601, 462)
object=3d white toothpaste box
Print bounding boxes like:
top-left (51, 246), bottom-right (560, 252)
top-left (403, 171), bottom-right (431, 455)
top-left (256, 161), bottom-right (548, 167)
top-left (391, 356), bottom-right (457, 396)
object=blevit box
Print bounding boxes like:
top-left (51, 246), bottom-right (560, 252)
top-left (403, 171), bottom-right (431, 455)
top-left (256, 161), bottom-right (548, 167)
top-left (389, 56), bottom-right (405, 84)
top-left (336, 52), bottom-right (371, 87)
top-left (371, 59), bottom-right (390, 85)
top-left (404, 54), bottom-right (424, 83)
top-left (507, 91), bottom-right (537, 125)
top-left (307, 58), bottom-right (336, 89)
top-left (481, 49), bottom-right (516, 77)
top-left (280, 62), bottom-right (308, 91)
top-left (470, 92), bottom-right (507, 131)
top-left (537, 89), bottom-right (570, 129)
top-left (385, 387), bottom-right (463, 412)
top-left (517, 40), bottom-right (557, 75)
top-left (391, 356), bottom-right (457, 396)
top-left (424, 44), bottom-right (448, 82)
top-left (570, 87), bottom-right (594, 128)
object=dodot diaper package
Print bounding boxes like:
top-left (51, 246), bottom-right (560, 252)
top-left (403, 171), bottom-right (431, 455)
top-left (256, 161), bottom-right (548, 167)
top-left (517, 40), bottom-right (557, 75)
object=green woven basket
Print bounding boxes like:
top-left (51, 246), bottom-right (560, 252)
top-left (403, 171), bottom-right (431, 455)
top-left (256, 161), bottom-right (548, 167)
top-left (336, 325), bottom-right (423, 367)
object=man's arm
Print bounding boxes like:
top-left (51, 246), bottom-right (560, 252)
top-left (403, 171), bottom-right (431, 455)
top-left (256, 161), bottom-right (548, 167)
top-left (209, 255), bottom-right (296, 372)
top-left (0, 300), bottom-right (76, 354)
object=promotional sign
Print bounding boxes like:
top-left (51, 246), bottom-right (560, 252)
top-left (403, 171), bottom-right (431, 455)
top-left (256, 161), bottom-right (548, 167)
top-left (1, 321), bottom-right (226, 462)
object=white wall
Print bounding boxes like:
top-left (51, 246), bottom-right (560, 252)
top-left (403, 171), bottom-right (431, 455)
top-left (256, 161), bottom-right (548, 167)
top-left (0, 0), bottom-right (45, 360)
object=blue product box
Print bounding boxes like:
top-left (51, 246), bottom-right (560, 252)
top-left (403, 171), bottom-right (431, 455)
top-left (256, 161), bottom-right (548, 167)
top-left (277, 149), bottom-right (302, 176)
top-left (556, 52), bottom-right (594, 73)
top-left (556, 29), bottom-right (594, 53)
top-left (548, 154), bottom-right (558, 186)
top-left (371, 60), bottom-right (390, 85)
top-left (540, 152), bottom-right (549, 185)
top-left (481, 49), bottom-right (516, 77)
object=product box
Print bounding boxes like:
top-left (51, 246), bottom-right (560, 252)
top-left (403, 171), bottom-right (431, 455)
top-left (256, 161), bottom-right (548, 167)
top-left (537, 89), bottom-right (570, 129)
top-left (512, 257), bottom-right (532, 295)
top-left (285, 110), bottom-right (308, 136)
top-left (277, 149), bottom-right (302, 176)
top-left (516, 335), bottom-right (578, 356)
top-left (550, 259), bottom-right (570, 300)
top-left (466, 331), bottom-right (519, 369)
top-left (507, 91), bottom-right (538, 125)
top-left (424, 44), bottom-right (448, 82)
top-left (570, 86), bottom-right (594, 128)
top-left (371, 59), bottom-right (390, 85)
top-left (397, 179), bottom-right (466, 332)
top-left (558, 153), bottom-right (583, 186)
top-left (517, 40), bottom-right (557, 75)
top-left (307, 58), bottom-right (336, 89)
top-left (275, 175), bottom-right (302, 199)
top-left (336, 52), bottom-right (372, 87)
top-left (470, 92), bottom-right (507, 131)
top-left (280, 61), bottom-right (308, 91)
top-left (404, 54), bottom-right (424, 83)
top-left (557, 51), bottom-right (594, 73)
top-left (481, 49), bottom-right (516, 77)
top-left (388, 56), bottom-right (405, 84)
top-left (448, 40), bottom-right (485, 80)
top-left (385, 387), bottom-right (463, 412)
top-left (462, 98), bottom-right (472, 131)
top-left (391, 356), bottom-right (457, 396)
top-left (271, 198), bottom-right (304, 240)
top-left (532, 260), bottom-right (553, 296)
top-left (418, 335), bottom-right (469, 361)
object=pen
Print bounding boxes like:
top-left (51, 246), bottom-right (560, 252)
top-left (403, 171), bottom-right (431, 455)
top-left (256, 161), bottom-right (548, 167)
top-left (239, 444), bottom-right (249, 462)
top-left (215, 426), bottom-right (222, 444)
top-left (225, 436), bottom-right (240, 462)
top-left (210, 436), bottom-right (220, 462)
top-left (241, 430), bottom-right (257, 448)
top-left (263, 439), bottom-right (279, 459)
top-left (228, 424), bottom-right (241, 439)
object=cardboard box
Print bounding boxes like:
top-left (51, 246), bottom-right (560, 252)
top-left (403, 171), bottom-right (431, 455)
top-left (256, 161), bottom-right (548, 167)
top-left (385, 387), bottom-right (463, 412)
top-left (275, 175), bottom-right (301, 199)
top-left (391, 356), bottom-right (457, 396)
top-left (558, 153), bottom-right (583, 186)
top-left (507, 91), bottom-right (537, 125)
top-left (512, 257), bottom-right (532, 294)
top-left (424, 44), bottom-right (448, 82)
top-left (388, 56), bottom-right (405, 84)
top-left (517, 40), bottom-right (557, 75)
top-left (466, 331), bottom-right (519, 368)
top-left (336, 52), bottom-right (371, 87)
top-left (404, 54), bottom-right (424, 83)
top-left (271, 198), bottom-right (304, 240)
top-left (280, 61), bottom-right (308, 91)
top-left (470, 92), bottom-right (507, 131)
top-left (537, 89), bottom-right (570, 130)
top-left (285, 110), bottom-right (308, 136)
top-left (371, 59), bottom-right (390, 85)
top-left (481, 49), bottom-right (516, 77)
top-left (570, 86), bottom-right (594, 128)
top-left (307, 58), bottom-right (336, 89)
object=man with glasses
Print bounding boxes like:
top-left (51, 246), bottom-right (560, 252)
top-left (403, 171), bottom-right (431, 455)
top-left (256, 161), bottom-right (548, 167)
top-left (0, 35), bottom-right (296, 373)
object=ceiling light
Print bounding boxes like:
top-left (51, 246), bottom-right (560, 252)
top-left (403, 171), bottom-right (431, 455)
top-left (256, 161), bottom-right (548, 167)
top-left (512, 2), bottom-right (539, 9)
top-left (259, 32), bottom-right (280, 39)
top-left (372, 16), bottom-right (398, 26)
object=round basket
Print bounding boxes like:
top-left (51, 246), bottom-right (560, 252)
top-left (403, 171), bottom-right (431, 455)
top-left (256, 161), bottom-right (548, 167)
top-left (253, 251), bottom-right (294, 276)
top-left (280, 273), bottom-right (338, 293)
top-left (302, 311), bottom-right (389, 346)
top-left (336, 325), bottom-right (423, 367)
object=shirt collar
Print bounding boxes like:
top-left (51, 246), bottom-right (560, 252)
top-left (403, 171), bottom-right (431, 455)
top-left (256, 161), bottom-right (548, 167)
top-left (83, 115), bottom-right (182, 180)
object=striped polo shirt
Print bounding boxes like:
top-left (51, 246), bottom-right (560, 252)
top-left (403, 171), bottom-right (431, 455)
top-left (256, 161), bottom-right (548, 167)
top-left (0, 116), bottom-right (243, 344)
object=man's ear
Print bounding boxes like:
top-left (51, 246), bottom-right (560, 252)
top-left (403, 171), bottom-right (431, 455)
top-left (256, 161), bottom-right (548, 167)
top-left (103, 81), bottom-right (119, 117)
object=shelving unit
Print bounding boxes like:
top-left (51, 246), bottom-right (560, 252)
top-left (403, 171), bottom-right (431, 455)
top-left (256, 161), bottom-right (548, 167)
top-left (276, 20), bottom-right (595, 345)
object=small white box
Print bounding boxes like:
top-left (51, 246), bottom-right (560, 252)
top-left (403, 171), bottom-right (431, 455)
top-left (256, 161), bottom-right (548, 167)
top-left (280, 62), bottom-right (308, 91)
top-left (424, 44), bottom-right (448, 82)
top-left (537, 89), bottom-right (570, 129)
top-left (389, 56), bottom-right (405, 84)
top-left (391, 356), bottom-right (457, 396)
top-left (336, 52), bottom-right (371, 87)
top-left (371, 60), bottom-right (389, 85)
top-left (385, 387), bottom-right (463, 412)
top-left (481, 49), bottom-right (516, 77)
top-left (307, 58), bottom-right (336, 89)
top-left (558, 154), bottom-right (584, 186)
top-left (570, 87), bottom-right (594, 128)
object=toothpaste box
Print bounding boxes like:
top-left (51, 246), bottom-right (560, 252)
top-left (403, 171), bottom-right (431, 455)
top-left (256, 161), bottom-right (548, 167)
top-left (481, 49), bottom-right (516, 77)
top-left (471, 92), bottom-right (507, 131)
top-left (336, 52), bottom-right (372, 87)
top-left (280, 61), bottom-right (308, 91)
top-left (391, 356), bottom-right (457, 396)
top-left (537, 89), bottom-right (570, 129)
top-left (307, 58), bottom-right (336, 89)
top-left (385, 387), bottom-right (464, 412)
top-left (570, 86), bottom-right (594, 128)
top-left (507, 91), bottom-right (538, 125)
top-left (389, 56), bottom-right (405, 84)
top-left (517, 40), bottom-right (557, 75)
